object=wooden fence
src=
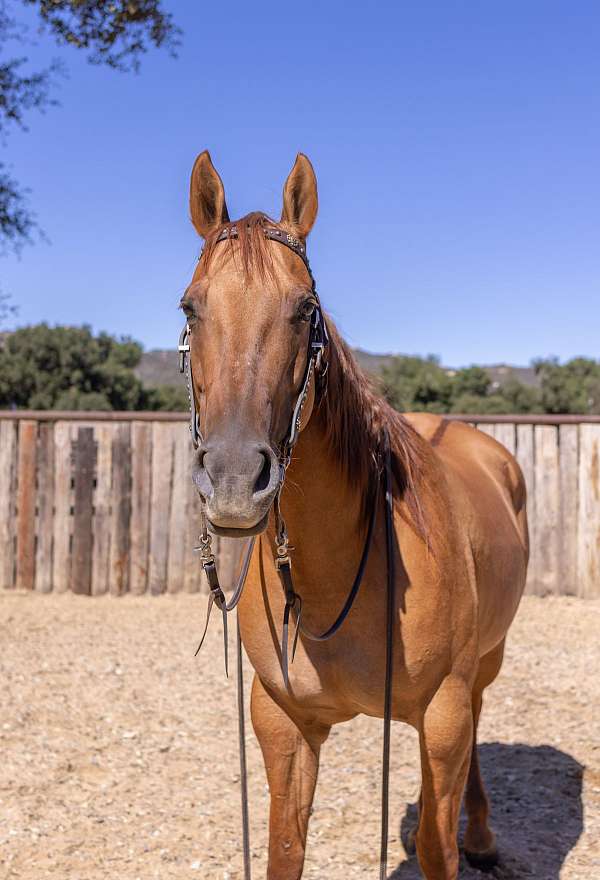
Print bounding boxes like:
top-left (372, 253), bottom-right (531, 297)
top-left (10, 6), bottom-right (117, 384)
top-left (0, 412), bottom-right (241, 596)
top-left (1, 411), bottom-right (599, 597)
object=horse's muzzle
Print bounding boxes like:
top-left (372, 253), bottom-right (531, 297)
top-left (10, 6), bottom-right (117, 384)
top-left (192, 438), bottom-right (280, 533)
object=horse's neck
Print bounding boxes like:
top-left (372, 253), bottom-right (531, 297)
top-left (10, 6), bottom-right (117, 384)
top-left (274, 415), bottom-right (366, 605)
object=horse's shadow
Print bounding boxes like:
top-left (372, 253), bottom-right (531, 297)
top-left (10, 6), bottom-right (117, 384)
top-left (390, 743), bottom-right (584, 879)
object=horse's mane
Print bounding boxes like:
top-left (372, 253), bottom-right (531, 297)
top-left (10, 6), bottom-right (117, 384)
top-left (317, 322), bottom-right (430, 542)
top-left (201, 212), bottom-right (432, 543)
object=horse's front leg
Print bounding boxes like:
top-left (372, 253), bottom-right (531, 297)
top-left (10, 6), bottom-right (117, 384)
top-left (416, 674), bottom-right (473, 880)
top-left (251, 675), bottom-right (330, 879)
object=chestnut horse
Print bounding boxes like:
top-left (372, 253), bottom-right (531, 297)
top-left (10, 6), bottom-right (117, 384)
top-left (182, 151), bottom-right (529, 879)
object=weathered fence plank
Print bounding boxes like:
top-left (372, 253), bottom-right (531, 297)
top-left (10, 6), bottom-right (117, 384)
top-left (533, 426), bottom-right (560, 595)
top-left (478, 424), bottom-right (496, 441)
top-left (559, 424), bottom-right (579, 596)
top-left (71, 427), bottom-right (95, 595)
top-left (90, 424), bottom-right (112, 596)
top-left (35, 422), bottom-right (55, 593)
top-left (129, 422), bottom-right (152, 595)
top-left (0, 420), bottom-right (17, 589)
top-left (148, 422), bottom-right (173, 595)
top-left (577, 425), bottom-right (600, 599)
top-left (52, 422), bottom-right (73, 593)
top-left (109, 424), bottom-right (131, 596)
top-left (15, 420), bottom-right (37, 590)
top-left (514, 424), bottom-right (536, 593)
top-left (167, 426), bottom-right (187, 593)
top-left (492, 423), bottom-right (516, 455)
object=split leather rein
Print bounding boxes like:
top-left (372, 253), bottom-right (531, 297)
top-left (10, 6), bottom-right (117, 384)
top-left (178, 226), bottom-right (397, 880)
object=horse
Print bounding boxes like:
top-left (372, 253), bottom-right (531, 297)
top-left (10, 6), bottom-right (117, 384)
top-left (181, 150), bottom-right (529, 879)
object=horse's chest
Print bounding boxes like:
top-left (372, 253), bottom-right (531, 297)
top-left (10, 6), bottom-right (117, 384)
top-left (241, 612), bottom-right (448, 724)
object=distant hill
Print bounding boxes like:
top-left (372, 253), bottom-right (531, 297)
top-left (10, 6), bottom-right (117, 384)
top-left (136, 347), bottom-right (540, 390)
top-left (136, 348), bottom-right (184, 389)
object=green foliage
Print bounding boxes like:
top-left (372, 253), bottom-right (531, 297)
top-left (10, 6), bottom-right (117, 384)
top-left (380, 355), bottom-right (452, 413)
top-left (22, 0), bottom-right (180, 72)
top-left (381, 353), bottom-right (600, 415)
top-left (380, 355), bottom-right (544, 414)
top-left (536, 357), bottom-right (600, 414)
top-left (145, 384), bottom-right (189, 412)
top-left (0, 323), bottom-right (149, 410)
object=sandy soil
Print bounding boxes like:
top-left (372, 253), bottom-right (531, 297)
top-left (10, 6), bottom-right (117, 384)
top-left (0, 593), bottom-right (598, 880)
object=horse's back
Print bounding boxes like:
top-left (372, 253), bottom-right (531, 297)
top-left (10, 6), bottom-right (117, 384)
top-left (404, 413), bottom-right (529, 656)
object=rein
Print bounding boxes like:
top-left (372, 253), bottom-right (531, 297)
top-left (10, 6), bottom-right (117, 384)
top-left (179, 227), bottom-right (396, 879)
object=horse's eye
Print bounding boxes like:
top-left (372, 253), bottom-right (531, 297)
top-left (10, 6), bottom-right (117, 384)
top-left (180, 300), bottom-right (197, 322)
top-left (298, 299), bottom-right (316, 322)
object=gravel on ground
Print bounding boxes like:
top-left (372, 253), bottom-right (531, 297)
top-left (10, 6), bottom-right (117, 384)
top-left (1, 593), bottom-right (598, 879)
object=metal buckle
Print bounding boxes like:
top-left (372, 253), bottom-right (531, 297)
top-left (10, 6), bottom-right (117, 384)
top-left (178, 324), bottom-right (190, 373)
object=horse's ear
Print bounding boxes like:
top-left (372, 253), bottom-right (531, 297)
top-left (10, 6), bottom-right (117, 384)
top-left (189, 150), bottom-right (230, 238)
top-left (281, 153), bottom-right (318, 239)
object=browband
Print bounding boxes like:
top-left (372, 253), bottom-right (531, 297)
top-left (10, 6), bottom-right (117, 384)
top-left (214, 225), bottom-right (311, 272)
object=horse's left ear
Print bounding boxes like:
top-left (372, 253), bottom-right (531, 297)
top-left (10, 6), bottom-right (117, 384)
top-left (189, 150), bottom-right (230, 238)
top-left (281, 153), bottom-right (318, 239)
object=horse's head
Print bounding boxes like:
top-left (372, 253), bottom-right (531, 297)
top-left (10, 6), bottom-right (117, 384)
top-left (181, 151), bottom-right (323, 537)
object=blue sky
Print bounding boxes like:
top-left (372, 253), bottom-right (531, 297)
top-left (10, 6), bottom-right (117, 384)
top-left (1, 0), bottom-right (599, 365)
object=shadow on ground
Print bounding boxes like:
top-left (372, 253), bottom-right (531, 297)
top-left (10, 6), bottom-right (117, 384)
top-left (390, 743), bottom-right (583, 879)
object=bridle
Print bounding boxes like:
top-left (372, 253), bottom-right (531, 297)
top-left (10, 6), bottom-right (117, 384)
top-left (178, 226), bottom-right (329, 455)
top-left (178, 225), bottom-right (396, 880)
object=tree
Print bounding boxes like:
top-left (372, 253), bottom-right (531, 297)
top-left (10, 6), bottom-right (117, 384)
top-left (380, 354), bottom-right (542, 414)
top-left (380, 355), bottom-right (454, 414)
top-left (0, 0), bottom-right (179, 252)
top-left (0, 322), bottom-right (189, 410)
top-left (145, 383), bottom-right (189, 412)
top-left (536, 357), bottom-right (600, 414)
top-left (0, 288), bottom-right (17, 325)
top-left (0, 323), bottom-right (147, 409)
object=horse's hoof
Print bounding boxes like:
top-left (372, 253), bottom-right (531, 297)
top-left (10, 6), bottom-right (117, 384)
top-left (404, 826), bottom-right (417, 855)
top-left (464, 843), bottom-right (499, 870)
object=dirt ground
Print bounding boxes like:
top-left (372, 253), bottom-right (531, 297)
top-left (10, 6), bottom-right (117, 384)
top-left (1, 593), bottom-right (599, 880)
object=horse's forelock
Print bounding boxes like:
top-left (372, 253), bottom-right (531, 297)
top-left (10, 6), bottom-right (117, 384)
top-left (200, 212), bottom-right (281, 283)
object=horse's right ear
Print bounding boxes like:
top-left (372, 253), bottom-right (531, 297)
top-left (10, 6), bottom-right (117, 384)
top-left (189, 151), bottom-right (230, 238)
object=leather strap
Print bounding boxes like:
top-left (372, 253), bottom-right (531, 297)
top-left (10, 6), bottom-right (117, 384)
top-left (194, 537), bottom-right (256, 674)
top-left (380, 432), bottom-right (396, 878)
top-left (276, 475), bottom-right (380, 688)
top-left (237, 617), bottom-right (252, 879)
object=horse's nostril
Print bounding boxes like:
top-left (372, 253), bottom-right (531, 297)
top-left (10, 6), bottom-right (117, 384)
top-left (253, 452), bottom-right (272, 495)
